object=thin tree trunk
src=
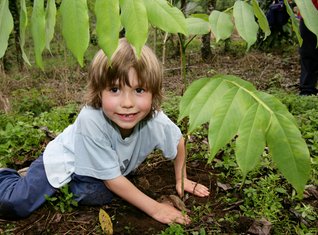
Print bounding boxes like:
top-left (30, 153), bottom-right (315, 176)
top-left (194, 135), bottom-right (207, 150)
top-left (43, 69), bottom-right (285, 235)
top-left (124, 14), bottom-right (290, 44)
top-left (9, 0), bottom-right (24, 71)
top-left (201, 0), bottom-right (216, 62)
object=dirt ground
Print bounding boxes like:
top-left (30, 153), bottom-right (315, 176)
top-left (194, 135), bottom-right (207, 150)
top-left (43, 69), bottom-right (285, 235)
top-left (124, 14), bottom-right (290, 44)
top-left (0, 41), bottom-right (311, 234)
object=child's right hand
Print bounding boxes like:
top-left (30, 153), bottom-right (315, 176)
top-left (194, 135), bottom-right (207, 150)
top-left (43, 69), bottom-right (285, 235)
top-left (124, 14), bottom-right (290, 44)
top-left (151, 202), bottom-right (191, 225)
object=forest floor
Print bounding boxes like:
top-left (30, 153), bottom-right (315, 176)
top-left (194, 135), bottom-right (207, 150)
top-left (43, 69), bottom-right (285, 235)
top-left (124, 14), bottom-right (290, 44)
top-left (1, 40), bottom-right (314, 234)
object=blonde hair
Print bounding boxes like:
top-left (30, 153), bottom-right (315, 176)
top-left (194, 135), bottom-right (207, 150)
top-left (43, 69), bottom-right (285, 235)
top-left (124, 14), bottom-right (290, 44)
top-left (84, 38), bottom-right (163, 118)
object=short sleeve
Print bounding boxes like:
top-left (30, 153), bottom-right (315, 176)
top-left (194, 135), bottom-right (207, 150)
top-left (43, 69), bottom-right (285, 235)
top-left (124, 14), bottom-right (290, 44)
top-left (148, 112), bottom-right (182, 160)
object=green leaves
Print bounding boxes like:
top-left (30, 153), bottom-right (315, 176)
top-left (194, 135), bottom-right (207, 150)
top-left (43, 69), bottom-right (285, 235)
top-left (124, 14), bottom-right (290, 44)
top-left (209, 11), bottom-right (233, 42)
top-left (233, 1), bottom-right (259, 51)
top-left (0, 0), bottom-right (13, 59)
top-left (251, 0), bottom-right (270, 40)
top-left (95, 0), bottom-right (120, 60)
top-left (31, 0), bottom-right (46, 70)
top-left (295, 0), bottom-right (318, 46)
top-left (120, 0), bottom-right (148, 57)
top-left (45, 0), bottom-right (56, 52)
top-left (19, 0), bottom-right (31, 65)
top-left (179, 75), bottom-right (311, 196)
top-left (186, 17), bottom-right (210, 35)
top-left (284, 0), bottom-right (302, 46)
top-left (60, 0), bottom-right (89, 67)
top-left (143, 0), bottom-right (187, 35)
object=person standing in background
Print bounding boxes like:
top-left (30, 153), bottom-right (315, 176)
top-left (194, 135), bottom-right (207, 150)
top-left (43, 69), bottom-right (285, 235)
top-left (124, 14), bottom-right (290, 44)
top-left (299, 0), bottom-right (318, 96)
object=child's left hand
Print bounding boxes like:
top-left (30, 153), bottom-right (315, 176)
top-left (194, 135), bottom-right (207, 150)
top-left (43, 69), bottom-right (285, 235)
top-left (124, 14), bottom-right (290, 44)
top-left (176, 178), bottom-right (210, 198)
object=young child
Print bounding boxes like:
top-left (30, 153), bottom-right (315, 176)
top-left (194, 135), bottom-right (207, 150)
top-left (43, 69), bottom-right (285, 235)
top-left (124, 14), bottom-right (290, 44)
top-left (0, 38), bottom-right (210, 224)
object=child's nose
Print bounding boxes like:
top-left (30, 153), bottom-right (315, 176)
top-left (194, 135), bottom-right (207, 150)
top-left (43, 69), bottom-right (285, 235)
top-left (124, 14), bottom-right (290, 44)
top-left (121, 93), bottom-right (134, 108)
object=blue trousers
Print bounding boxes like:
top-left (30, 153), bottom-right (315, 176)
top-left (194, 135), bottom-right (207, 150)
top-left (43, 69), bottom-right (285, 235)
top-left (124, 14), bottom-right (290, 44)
top-left (299, 19), bottom-right (318, 95)
top-left (0, 155), bottom-right (113, 220)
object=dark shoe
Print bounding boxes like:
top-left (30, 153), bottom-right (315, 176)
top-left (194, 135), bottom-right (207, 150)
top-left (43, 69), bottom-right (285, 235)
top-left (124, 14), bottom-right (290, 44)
top-left (299, 89), bottom-right (318, 96)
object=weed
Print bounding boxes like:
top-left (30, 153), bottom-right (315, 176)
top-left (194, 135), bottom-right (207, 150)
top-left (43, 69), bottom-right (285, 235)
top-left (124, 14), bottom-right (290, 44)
top-left (240, 173), bottom-right (286, 222)
top-left (45, 185), bottom-right (78, 213)
top-left (160, 224), bottom-right (185, 235)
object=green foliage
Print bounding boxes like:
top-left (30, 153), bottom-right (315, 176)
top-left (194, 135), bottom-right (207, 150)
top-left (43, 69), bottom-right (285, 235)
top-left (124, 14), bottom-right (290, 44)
top-left (95, 0), bottom-right (120, 59)
top-left (0, 0), bottom-right (13, 58)
top-left (0, 113), bottom-right (45, 167)
top-left (209, 11), bottom-right (233, 42)
top-left (233, 1), bottom-right (259, 50)
top-left (160, 224), bottom-right (185, 235)
top-left (11, 88), bottom-right (56, 116)
top-left (45, 185), bottom-right (78, 213)
top-left (1, 0), bottom-right (317, 68)
top-left (240, 174), bottom-right (286, 222)
top-left (31, 0), bottom-right (46, 70)
top-left (35, 103), bottom-right (78, 133)
top-left (0, 104), bottom-right (78, 167)
top-left (19, 0), bottom-right (31, 65)
top-left (60, 0), bottom-right (89, 67)
top-left (295, 0), bottom-right (318, 47)
top-left (179, 75), bottom-right (311, 196)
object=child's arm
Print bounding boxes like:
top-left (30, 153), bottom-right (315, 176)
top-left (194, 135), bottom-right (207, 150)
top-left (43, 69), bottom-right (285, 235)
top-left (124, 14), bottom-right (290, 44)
top-left (174, 137), bottom-right (210, 197)
top-left (104, 175), bottom-right (190, 225)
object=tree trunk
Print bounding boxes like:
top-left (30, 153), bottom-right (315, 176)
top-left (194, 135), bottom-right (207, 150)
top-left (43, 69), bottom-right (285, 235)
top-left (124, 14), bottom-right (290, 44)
top-left (9, 0), bottom-right (24, 71)
top-left (201, 0), bottom-right (216, 62)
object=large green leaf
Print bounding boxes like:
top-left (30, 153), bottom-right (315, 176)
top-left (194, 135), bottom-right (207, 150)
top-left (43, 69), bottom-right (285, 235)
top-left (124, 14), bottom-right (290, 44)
top-left (251, 0), bottom-right (271, 39)
top-left (179, 77), bottom-right (211, 122)
top-left (179, 75), bottom-right (311, 196)
top-left (0, 0), bottom-right (13, 59)
top-left (143, 0), bottom-right (187, 35)
top-left (233, 1), bottom-right (259, 50)
top-left (186, 17), bottom-right (210, 36)
top-left (208, 84), bottom-right (255, 159)
top-left (31, 0), bottom-right (46, 69)
top-left (236, 103), bottom-right (269, 177)
top-left (209, 10), bottom-right (234, 42)
top-left (284, 0), bottom-right (302, 46)
top-left (295, 0), bottom-right (318, 46)
top-left (19, 0), bottom-right (31, 65)
top-left (45, 0), bottom-right (56, 52)
top-left (60, 0), bottom-right (89, 66)
top-left (120, 0), bottom-right (148, 57)
top-left (95, 0), bottom-right (120, 60)
top-left (264, 93), bottom-right (311, 197)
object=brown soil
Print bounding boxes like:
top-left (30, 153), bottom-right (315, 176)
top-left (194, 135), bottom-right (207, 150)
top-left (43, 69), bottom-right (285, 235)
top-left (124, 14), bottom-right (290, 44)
top-left (1, 41), bottom-right (315, 234)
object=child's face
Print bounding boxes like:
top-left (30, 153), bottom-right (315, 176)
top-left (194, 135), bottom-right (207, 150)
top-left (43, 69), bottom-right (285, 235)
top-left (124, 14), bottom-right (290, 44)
top-left (101, 68), bottom-right (153, 138)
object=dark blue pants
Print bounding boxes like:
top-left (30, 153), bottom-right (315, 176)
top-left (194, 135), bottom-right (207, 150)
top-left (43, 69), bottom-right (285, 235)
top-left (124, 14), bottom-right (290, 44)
top-left (0, 155), bottom-right (113, 220)
top-left (299, 19), bottom-right (318, 95)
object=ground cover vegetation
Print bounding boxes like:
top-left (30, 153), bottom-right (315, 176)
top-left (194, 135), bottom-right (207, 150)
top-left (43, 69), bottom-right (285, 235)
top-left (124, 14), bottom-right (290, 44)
top-left (0, 0), bottom-right (318, 234)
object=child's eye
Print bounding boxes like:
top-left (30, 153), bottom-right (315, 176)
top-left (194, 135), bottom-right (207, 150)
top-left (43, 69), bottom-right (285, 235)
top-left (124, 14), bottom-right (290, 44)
top-left (135, 88), bottom-right (145, 94)
top-left (110, 87), bottom-right (120, 93)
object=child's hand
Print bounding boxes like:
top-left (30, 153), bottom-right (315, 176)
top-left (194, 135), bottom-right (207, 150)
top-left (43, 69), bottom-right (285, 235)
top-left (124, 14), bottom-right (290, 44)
top-left (151, 201), bottom-right (191, 225)
top-left (176, 178), bottom-right (210, 197)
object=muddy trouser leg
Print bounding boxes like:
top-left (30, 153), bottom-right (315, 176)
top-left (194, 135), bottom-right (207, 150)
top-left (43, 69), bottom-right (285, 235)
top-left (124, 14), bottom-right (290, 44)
top-left (0, 154), bottom-right (57, 220)
top-left (69, 174), bottom-right (113, 206)
top-left (299, 19), bottom-right (318, 95)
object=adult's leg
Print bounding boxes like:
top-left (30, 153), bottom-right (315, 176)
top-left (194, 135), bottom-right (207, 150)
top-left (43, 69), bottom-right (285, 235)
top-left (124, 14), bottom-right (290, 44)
top-left (299, 19), bottom-right (318, 95)
top-left (0, 155), bottom-right (56, 220)
top-left (69, 174), bottom-right (113, 206)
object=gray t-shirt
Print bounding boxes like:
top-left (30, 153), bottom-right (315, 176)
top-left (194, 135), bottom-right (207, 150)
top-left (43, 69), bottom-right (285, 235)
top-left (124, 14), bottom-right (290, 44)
top-left (43, 106), bottom-right (182, 188)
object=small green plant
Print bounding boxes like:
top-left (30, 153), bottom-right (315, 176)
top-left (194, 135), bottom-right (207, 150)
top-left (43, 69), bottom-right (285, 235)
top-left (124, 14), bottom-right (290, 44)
top-left (45, 185), bottom-right (78, 213)
top-left (160, 223), bottom-right (185, 235)
top-left (179, 75), bottom-right (311, 197)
